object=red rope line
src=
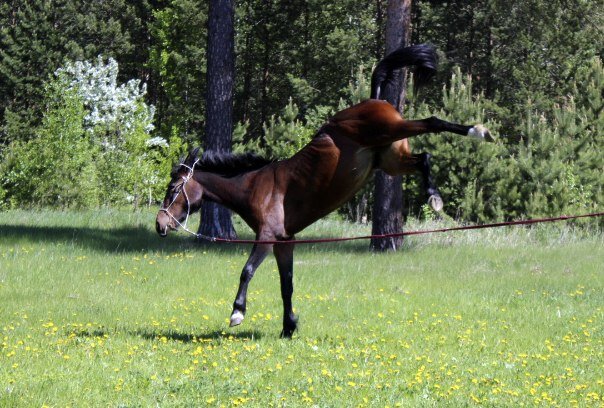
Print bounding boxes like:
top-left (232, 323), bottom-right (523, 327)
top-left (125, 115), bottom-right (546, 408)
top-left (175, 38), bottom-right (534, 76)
top-left (200, 211), bottom-right (604, 245)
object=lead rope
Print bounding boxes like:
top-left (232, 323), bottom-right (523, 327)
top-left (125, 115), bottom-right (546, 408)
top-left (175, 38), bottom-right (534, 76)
top-left (194, 211), bottom-right (604, 245)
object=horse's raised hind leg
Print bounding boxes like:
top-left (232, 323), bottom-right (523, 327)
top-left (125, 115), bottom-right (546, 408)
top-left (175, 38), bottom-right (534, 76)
top-left (394, 116), bottom-right (494, 141)
top-left (273, 241), bottom-right (297, 338)
top-left (230, 243), bottom-right (272, 327)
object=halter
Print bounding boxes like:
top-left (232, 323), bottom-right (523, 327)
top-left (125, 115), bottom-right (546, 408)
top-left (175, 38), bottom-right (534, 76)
top-left (159, 159), bottom-right (201, 236)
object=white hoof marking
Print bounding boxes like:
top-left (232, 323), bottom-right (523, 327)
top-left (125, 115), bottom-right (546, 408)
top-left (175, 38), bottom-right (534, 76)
top-left (468, 125), bottom-right (486, 139)
top-left (468, 125), bottom-right (494, 142)
top-left (428, 195), bottom-right (444, 212)
top-left (229, 311), bottom-right (244, 327)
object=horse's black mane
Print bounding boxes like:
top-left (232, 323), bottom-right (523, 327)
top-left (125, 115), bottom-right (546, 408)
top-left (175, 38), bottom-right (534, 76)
top-left (174, 150), bottom-right (275, 178)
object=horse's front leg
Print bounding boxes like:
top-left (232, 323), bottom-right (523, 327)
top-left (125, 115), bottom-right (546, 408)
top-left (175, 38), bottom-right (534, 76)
top-left (273, 241), bottom-right (297, 338)
top-left (230, 243), bottom-right (271, 327)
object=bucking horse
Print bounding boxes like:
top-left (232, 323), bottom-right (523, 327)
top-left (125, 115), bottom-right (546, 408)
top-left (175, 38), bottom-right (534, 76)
top-left (155, 44), bottom-right (493, 337)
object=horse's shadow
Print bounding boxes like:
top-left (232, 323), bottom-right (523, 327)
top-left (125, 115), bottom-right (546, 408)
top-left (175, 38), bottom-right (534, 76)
top-left (71, 327), bottom-right (264, 342)
top-left (0, 224), bottom-right (248, 254)
top-left (0, 223), bottom-right (373, 254)
top-left (134, 328), bottom-right (264, 342)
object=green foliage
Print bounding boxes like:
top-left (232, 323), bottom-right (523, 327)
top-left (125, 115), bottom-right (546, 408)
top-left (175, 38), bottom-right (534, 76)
top-left (407, 60), bottom-right (603, 223)
top-left (494, 59), bottom-right (603, 221)
top-left (1, 88), bottom-right (99, 208)
top-left (94, 100), bottom-right (173, 208)
top-left (1, 58), bottom-right (183, 209)
top-left (147, 0), bottom-right (207, 144)
top-left (1, 0), bottom-right (602, 221)
top-left (233, 0), bottom-right (382, 136)
top-left (344, 65), bottom-right (372, 105)
top-left (262, 99), bottom-right (314, 159)
top-left (407, 68), bottom-right (507, 221)
top-left (234, 98), bottom-right (314, 159)
top-left (413, 0), bottom-right (603, 119)
top-left (0, 0), bottom-right (151, 143)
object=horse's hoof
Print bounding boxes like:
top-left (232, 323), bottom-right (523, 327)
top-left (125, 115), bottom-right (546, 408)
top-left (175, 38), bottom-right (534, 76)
top-left (280, 316), bottom-right (298, 339)
top-left (468, 125), bottom-right (494, 142)
top-left (280, 329), bottom-right (294, 339)
top-left (280, 326), bottom-right (297, 339)
top-left (229, 310), bottom-right (244, 327)
top-left (428, 195), bottom-right (443, 212)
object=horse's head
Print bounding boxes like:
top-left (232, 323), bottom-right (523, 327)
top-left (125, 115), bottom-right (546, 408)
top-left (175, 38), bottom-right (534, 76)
top-left (156, 148), bottom-right (203, 237)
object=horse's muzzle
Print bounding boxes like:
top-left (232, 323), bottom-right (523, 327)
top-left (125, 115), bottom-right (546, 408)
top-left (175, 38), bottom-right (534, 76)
top-left (155, 211), bottom-right (172, 237)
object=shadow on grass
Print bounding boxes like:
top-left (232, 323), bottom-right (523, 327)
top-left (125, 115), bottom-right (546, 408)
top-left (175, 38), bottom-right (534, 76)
top-left (0, 224), bottom-right (374, 254)
top-left (70, 326), bottom-right (265, 342)
top-left (134, 328), bottom-right (264, 342)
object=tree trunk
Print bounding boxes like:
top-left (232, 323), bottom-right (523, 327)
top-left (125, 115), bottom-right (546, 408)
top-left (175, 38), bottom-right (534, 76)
top-left (375, 0), bottom-right (385, 59)
top-left (259, 0), bottom-right (271, 131)
top-left (370, 0), bottom-right (411, 252)
top-left (198, 0), bottom-right (237, 240)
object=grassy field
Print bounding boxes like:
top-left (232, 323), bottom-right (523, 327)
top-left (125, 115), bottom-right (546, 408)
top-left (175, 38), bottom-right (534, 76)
top-left (0, 209), bottom-right (602, 407)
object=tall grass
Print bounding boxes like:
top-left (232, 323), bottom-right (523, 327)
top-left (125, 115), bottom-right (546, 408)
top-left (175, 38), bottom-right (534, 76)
top-left (0, 209), bottom-right (602, 406)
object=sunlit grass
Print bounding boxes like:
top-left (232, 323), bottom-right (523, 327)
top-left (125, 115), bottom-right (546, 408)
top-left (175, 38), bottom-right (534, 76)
top-left (0, 209), bottom-right (602, 406)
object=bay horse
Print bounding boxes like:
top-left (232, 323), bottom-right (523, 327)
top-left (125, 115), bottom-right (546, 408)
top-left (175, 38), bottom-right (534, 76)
top-left (155, 44), bottom-right (493, 337)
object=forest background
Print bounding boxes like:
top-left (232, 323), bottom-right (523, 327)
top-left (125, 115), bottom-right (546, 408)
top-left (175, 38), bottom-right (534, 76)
top-left (0, 0), bottom-right (602, 223)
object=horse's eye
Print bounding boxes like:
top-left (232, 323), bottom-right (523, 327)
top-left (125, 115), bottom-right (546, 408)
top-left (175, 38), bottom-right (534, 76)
top-left (169, 183), bottom-right (184, 201)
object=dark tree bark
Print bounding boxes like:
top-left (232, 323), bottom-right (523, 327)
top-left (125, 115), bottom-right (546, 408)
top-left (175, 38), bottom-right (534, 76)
top-left (259, 0), bottom-right (272, 129)
top-left (198, 0), bottom-right (237, 240)
top-left (375, 0), bottom-right (384, 59)
top-left (370, 0), bottom-right (412, 252)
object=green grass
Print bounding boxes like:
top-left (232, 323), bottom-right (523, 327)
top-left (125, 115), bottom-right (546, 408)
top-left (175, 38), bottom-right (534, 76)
top-left (0, 209), bottom-right (602, 407)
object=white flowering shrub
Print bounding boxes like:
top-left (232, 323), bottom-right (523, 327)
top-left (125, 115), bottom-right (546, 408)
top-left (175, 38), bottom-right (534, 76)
top-left (1, 57), bottom-right (183, 208)
top-left (56, 57), bottom-right (155, 135)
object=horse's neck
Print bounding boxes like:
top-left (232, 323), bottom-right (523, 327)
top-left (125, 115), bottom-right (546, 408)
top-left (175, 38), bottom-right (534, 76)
top-left (195, 171), bottom-right (249, 210)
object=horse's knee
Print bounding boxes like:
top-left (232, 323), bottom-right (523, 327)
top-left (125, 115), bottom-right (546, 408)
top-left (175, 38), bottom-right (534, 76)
top-left (239, 263), bottom-right (256, 283)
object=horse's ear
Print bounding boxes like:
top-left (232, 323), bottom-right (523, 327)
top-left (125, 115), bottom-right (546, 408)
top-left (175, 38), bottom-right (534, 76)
top-left (185, 147), bottom-right (201, 165)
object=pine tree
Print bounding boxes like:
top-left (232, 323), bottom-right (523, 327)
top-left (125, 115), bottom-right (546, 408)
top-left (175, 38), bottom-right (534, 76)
top-left (0, 1), bottom-right (64, 142)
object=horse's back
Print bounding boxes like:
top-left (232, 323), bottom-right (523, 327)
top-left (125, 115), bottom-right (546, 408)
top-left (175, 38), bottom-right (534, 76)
top-left (329, 99), bottom-right (406, 146)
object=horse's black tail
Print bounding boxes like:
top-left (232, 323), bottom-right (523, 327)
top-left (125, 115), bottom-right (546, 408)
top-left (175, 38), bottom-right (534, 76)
top-left (370, 44), bottom-right (438, 100)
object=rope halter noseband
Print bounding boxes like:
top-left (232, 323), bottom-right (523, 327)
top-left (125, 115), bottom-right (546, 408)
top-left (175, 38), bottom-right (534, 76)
top-left (159, 159), bottom-right (201, 236)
